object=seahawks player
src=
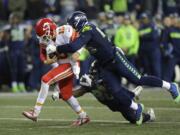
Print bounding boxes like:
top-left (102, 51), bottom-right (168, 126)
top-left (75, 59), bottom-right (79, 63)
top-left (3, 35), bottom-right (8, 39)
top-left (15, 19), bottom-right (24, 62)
top-left (52, 60), bottom-right (155, 124)
top-left (47, 11), bottom-right (180, 125)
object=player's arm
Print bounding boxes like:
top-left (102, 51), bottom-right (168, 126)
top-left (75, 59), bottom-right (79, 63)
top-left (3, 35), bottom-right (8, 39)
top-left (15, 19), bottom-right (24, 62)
top-left (71, 48), bottom-right (90, 61)
top-left (128, 29), bottom-right (140, 55)
top-left (139, 25), bottom-right (157, 40)
top-left (114, 28), bottom-right (124, 49)
top-left (73, 87), bottom-right (89, 97)
top-left (56, 30), bottom-right (92, 53)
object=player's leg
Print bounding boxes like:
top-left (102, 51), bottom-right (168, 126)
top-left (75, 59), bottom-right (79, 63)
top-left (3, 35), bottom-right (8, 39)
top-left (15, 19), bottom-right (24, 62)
top-left (112, 86), bottom-right (153, 124)
top-left (120, 107), bottom-right (155, 124)
top-left (100, 68), bottom-right (144, 125)
top-left (9, 49), bottom-right (19, 92)
top-left (150, 48), bottom-right (161, 78)
top-left (162, 57), bottom-right (175, 81)
top-left (22, 64), bottom-right (73, 121)
top-left (139, 51), bottom-right (151, 75)
top-left (58, 76), bottom-right (90, 126)
top-left (114, 48), bottom-right (180, 103)
top-left (17, 51), bottom-right (26, 92)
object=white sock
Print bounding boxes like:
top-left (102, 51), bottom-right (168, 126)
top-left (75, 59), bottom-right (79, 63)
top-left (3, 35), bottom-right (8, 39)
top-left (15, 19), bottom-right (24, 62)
top-left (162, 81), bottom-right (171, 90)
top-left (66, 96), bottom-right (86, 117)
top-left (12, 81), bottom-right (17, 87)
top-left (34, 81), bottom-right (49, 116)
top-left (19, 82), bottom-right (25, 87)
top-left (130, 101), bottom-right (138, 110)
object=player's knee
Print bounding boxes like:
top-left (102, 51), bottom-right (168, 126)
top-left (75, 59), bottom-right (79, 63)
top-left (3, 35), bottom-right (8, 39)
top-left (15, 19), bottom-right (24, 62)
top-left (61, 93), bottom-right (72, 101)
top-left (41, 75), bottom-right (50, 84)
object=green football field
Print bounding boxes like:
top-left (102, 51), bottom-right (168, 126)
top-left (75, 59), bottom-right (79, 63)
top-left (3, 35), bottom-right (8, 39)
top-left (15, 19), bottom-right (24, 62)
top-left (0, 89), bottom-right (180, 135)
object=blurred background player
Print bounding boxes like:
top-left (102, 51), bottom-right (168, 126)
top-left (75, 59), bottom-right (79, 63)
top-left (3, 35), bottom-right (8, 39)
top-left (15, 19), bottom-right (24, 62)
top-left (161, 13), bottom-right (180, 82)
top-left (22, 18), bottom-right (89, 126)
top-left (114, 14), bottom-right (139, 66)
top-left (138, 13), bottom-right (161, 78)
top-left (3, 12), bottom-right (28, 92)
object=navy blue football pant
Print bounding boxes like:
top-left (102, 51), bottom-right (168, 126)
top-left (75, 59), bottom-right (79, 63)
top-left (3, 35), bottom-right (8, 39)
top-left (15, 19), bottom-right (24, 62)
top-left (100, 48), bottom-right (163, 107)
top-left (100, 67), bottom-right (134, 107)
top-left (28, 57), bottom-right (51, 90)
top-left (162, 56), bottom-right (180, 82)
top-left (115, 104), bottom-right (150, 123)
top-left (139, 48), bottom-right (161, 78)
top-left (9, 44), bottom-right (26, 82)
top-left (80, 56), bottom-right (95, 77)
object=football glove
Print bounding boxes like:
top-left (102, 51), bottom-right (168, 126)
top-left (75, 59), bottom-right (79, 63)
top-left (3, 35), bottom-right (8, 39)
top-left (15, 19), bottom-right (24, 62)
top-left (80, 74), bottom-right (92, 87)
top-left (46, 44), bottom-right (57, 55)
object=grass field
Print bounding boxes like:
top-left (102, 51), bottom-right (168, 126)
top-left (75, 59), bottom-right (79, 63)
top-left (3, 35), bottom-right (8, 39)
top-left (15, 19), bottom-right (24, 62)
top-left (0, 88), bottom-right (180, 135)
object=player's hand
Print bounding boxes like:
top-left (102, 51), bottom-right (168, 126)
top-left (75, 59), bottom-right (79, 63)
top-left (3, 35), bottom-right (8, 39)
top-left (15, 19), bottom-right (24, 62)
top-left (44, 55), bottom-right (57, 64)
top-left (51, 55), bottom-right (58, 62)
top-left (46, 44), bottom-right (57, 55)
top-left (80, 74), bottom-right (92, 87)
top-left (72, 52), bottom-right (80, 61)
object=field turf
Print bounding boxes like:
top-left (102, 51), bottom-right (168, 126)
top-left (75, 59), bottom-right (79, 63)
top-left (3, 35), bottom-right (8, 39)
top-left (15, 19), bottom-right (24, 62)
top-left (0, 88), bottom-right (180, 135)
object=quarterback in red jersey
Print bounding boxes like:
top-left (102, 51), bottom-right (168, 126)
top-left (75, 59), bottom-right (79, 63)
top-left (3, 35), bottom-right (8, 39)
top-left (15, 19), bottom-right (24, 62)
top-left (22, 18), bottom-right (89, 126)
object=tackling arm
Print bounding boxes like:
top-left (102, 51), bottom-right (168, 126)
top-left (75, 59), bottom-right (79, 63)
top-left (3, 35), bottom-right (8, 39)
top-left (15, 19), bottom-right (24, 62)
top-left (71, 48), bottom-right (90, 61)
top-left (56, 31), bottom-right (92, 54)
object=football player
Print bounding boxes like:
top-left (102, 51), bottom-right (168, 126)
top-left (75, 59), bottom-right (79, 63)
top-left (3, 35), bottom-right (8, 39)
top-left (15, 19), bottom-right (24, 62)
top-left (52, 60), bottom-right (156, 124)
top-left (22, 18), bottom-right (89, 126)
top-left (47, 11), bottom-right (180, 125)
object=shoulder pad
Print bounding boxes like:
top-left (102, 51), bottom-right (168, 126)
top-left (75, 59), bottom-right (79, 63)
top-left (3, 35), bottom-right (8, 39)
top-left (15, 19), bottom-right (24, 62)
top-left (82, 25), bottom-right (92, 33)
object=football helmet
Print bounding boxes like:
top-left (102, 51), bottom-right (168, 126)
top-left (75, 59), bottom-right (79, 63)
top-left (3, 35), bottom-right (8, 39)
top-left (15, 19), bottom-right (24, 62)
top-left (67, 11), bottom-right (88, 32)
top-left (35, 18), bottom-right (57, 44)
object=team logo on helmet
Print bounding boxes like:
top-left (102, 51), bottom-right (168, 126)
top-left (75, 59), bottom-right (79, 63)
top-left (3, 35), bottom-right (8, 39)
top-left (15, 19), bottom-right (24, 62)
top-left (42, 22), bottom-right (51, 36)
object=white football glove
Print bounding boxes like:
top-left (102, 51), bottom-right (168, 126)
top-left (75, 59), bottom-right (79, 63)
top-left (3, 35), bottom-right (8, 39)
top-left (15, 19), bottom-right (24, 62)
top-left (46, 44), bottom-right (57, 55)
top-left (70, 61), bottom-right (80, 79)
top-left (80, 74), bottom-right (92, 87)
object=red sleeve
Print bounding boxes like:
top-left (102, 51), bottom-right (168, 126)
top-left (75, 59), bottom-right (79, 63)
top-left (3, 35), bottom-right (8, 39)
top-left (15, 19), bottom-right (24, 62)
top-left (40, 45), bottom-right (47, 62)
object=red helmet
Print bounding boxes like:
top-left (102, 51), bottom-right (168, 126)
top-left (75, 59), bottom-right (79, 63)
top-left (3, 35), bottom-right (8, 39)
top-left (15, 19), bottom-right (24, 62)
top-left (35, 18), bottom-right (57, 44)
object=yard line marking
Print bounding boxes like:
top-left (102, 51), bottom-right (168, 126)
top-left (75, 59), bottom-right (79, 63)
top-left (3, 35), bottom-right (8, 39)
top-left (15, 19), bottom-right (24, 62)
top-left (0, 117), bottom-right (180, 124)
top-left (0, 105), bottom-right (180, 111)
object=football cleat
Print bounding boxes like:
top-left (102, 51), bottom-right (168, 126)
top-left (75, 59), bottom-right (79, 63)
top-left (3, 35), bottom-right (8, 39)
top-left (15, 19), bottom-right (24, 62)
top-left (71, 115), bottom-right (90, 126)
top-left (147, 108), bottom-right (156, 122)
top-left (135, 103), bottom-right (144, 126)
top-left (22, 109), bottom-right (38, 122)
top-left (169, 83), bottom-right (180, 103)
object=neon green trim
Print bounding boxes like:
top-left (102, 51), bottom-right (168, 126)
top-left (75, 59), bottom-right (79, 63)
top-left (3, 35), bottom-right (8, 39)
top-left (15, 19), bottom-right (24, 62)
top-left (139, 28), bottom-right (152, 35)
top-left (82, 25), bottom-right (92, 33)
top-left (170, 32), bottom-right (180, 38)
top-left (116, 51), bottom-right (141, 79)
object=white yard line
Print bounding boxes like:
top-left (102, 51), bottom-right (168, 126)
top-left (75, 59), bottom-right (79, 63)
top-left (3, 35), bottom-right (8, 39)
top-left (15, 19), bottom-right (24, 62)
top-left (0, 117), bottom-right (180, 125)
top-left (0, 105), bottom-right (180, 111)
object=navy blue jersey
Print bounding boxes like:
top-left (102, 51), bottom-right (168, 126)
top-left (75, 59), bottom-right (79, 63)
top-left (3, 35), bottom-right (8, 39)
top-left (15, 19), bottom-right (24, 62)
top-left (139, 23), bottom-right (159, 51)
top-left (57, 23), bottom-right (116, 65)
top-left (169, 27), bottom-right (180, 57)
top-left (162, 26), bottom-right (180, 57)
